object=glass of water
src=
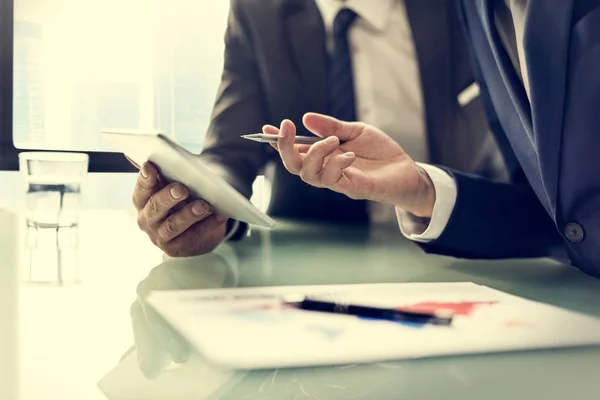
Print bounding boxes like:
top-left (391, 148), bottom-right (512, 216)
top-left (19, 152), bottom-right (89, 285)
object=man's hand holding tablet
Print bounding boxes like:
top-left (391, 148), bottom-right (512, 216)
top-left (131, 161), bottom-right (229, 257)
top-left (103, 130), bottom-right (275, 257)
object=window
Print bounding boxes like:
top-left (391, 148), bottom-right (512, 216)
top-left (1, 0), bottom-right (230, 171)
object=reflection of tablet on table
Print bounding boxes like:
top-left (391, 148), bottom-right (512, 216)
top-left (101, 130), bottom-right (275, 229)
top-left (98, 348), bottom-right (246, 400)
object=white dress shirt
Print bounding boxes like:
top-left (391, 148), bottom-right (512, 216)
top-left (396, 0), bottom-right (530, 242)
top-left (315, 0), bottom-right (445, 224)
top-left (507, 0), bottom-right (530, 97)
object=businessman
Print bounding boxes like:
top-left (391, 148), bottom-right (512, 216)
top-left (271, 0), bottom-right (600, 277)
top-left (132, 0), bottom-right (506, 257)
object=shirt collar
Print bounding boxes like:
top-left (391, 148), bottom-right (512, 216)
top-left (314, 0), bottom-right (395, 33)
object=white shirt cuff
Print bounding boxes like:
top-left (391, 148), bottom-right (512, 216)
top-left (396, 163), bottom-right (457, 242)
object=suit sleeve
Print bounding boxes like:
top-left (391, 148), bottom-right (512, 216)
top-left (198, 0), bottom-right (274, 240)
top-left (418, 170), bottom-right (565, 259)
top-left (199, 0), bottom-right (273, 199)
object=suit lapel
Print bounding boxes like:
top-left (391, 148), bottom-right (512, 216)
top-left (478, 0), bottom-right (534, 142)
top-left (283, 0), bottom-right (328, 114)
top-left (464, 0), bottom-right (550, 212)
top-left (524, 0), bottom-right (574, 215)
top-left (405, 0), bottom-right (451, 165)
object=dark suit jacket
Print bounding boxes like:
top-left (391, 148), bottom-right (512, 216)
top-left (421, 0), bottom-right (600, 277)
top-left (199, 0), bottom-right (503, 226)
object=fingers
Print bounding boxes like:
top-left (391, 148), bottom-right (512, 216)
top-left (161, 214), bottom-right (228, 258)
top-left (274, 119), bottom-right (304, 174)
top-left (262, 124), bottom-right (279, 135)
top-left (302, 112), bottom-right (363, 141)
top-left (142, 183), bottom-right (189, 226)
top-left (265, 122), bottom-right (312, 154)
top-left (265, 124), bottom-right (280, 151)
top-left (321, 152), bottom-right (356, 186)
top-left (154, 200), bottom-right (212, 246)
top-left (143, 304), bottom-right (191, 364)
top-left (268, 116), bottom-right (360, 189)
top-left (130, 300), bottom-right (169, 379)
top-left (139, 189), bottom-right (228, 257)
top-left (299, 136), bottom-right (340, 185)
top-left (269, 142), bottom-right (311, 154)
top-left (132, 163), bottom-right (161, 210)
top-left (131, 299), bottom-right (190, 379)
top-left (295, 144), bottom-right (312, 153)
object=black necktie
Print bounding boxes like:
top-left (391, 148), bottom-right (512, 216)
top-left (327, 8), bottom-right (358, 122)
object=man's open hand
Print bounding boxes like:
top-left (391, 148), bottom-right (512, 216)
top-left (268, 113), bottom-right (435, 218)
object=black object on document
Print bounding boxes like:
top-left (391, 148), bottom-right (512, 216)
top-left (285, 297), bottom-right (454, 326)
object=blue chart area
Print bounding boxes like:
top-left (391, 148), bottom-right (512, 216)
top-left (360, 317), bottom-right (425, 328)
top-left (232, 310), bottom-right (346, 340)
top-left (306, 325), bottom-right (345, 340)
top-left (230, 309), bottom-right (424, 341)
top-left (233, 310), bottom-right (290, 324)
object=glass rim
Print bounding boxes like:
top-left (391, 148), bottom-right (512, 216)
top-left (18, 151), bottom-right (89, 163)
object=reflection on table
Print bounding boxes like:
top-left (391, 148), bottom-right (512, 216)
top-left (120, 219), bottom-right (600, 400)
top-left (2, 209), bottom-right (600, 400)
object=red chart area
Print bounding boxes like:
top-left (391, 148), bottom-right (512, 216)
top-left (398, 301), bottom-right (497, 317)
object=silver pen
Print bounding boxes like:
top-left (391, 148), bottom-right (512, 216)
top-left (242, 133), bottom-right (325, 145)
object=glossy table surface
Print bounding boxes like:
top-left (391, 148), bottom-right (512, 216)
top-left (1, 208), bottom-right (600, 400)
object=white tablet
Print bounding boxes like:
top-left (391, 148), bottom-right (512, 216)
top-left (102, 129), bottom-right (275, 229)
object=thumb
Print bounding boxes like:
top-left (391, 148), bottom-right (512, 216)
top-left (302, 113), bottom-right (363, 141)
